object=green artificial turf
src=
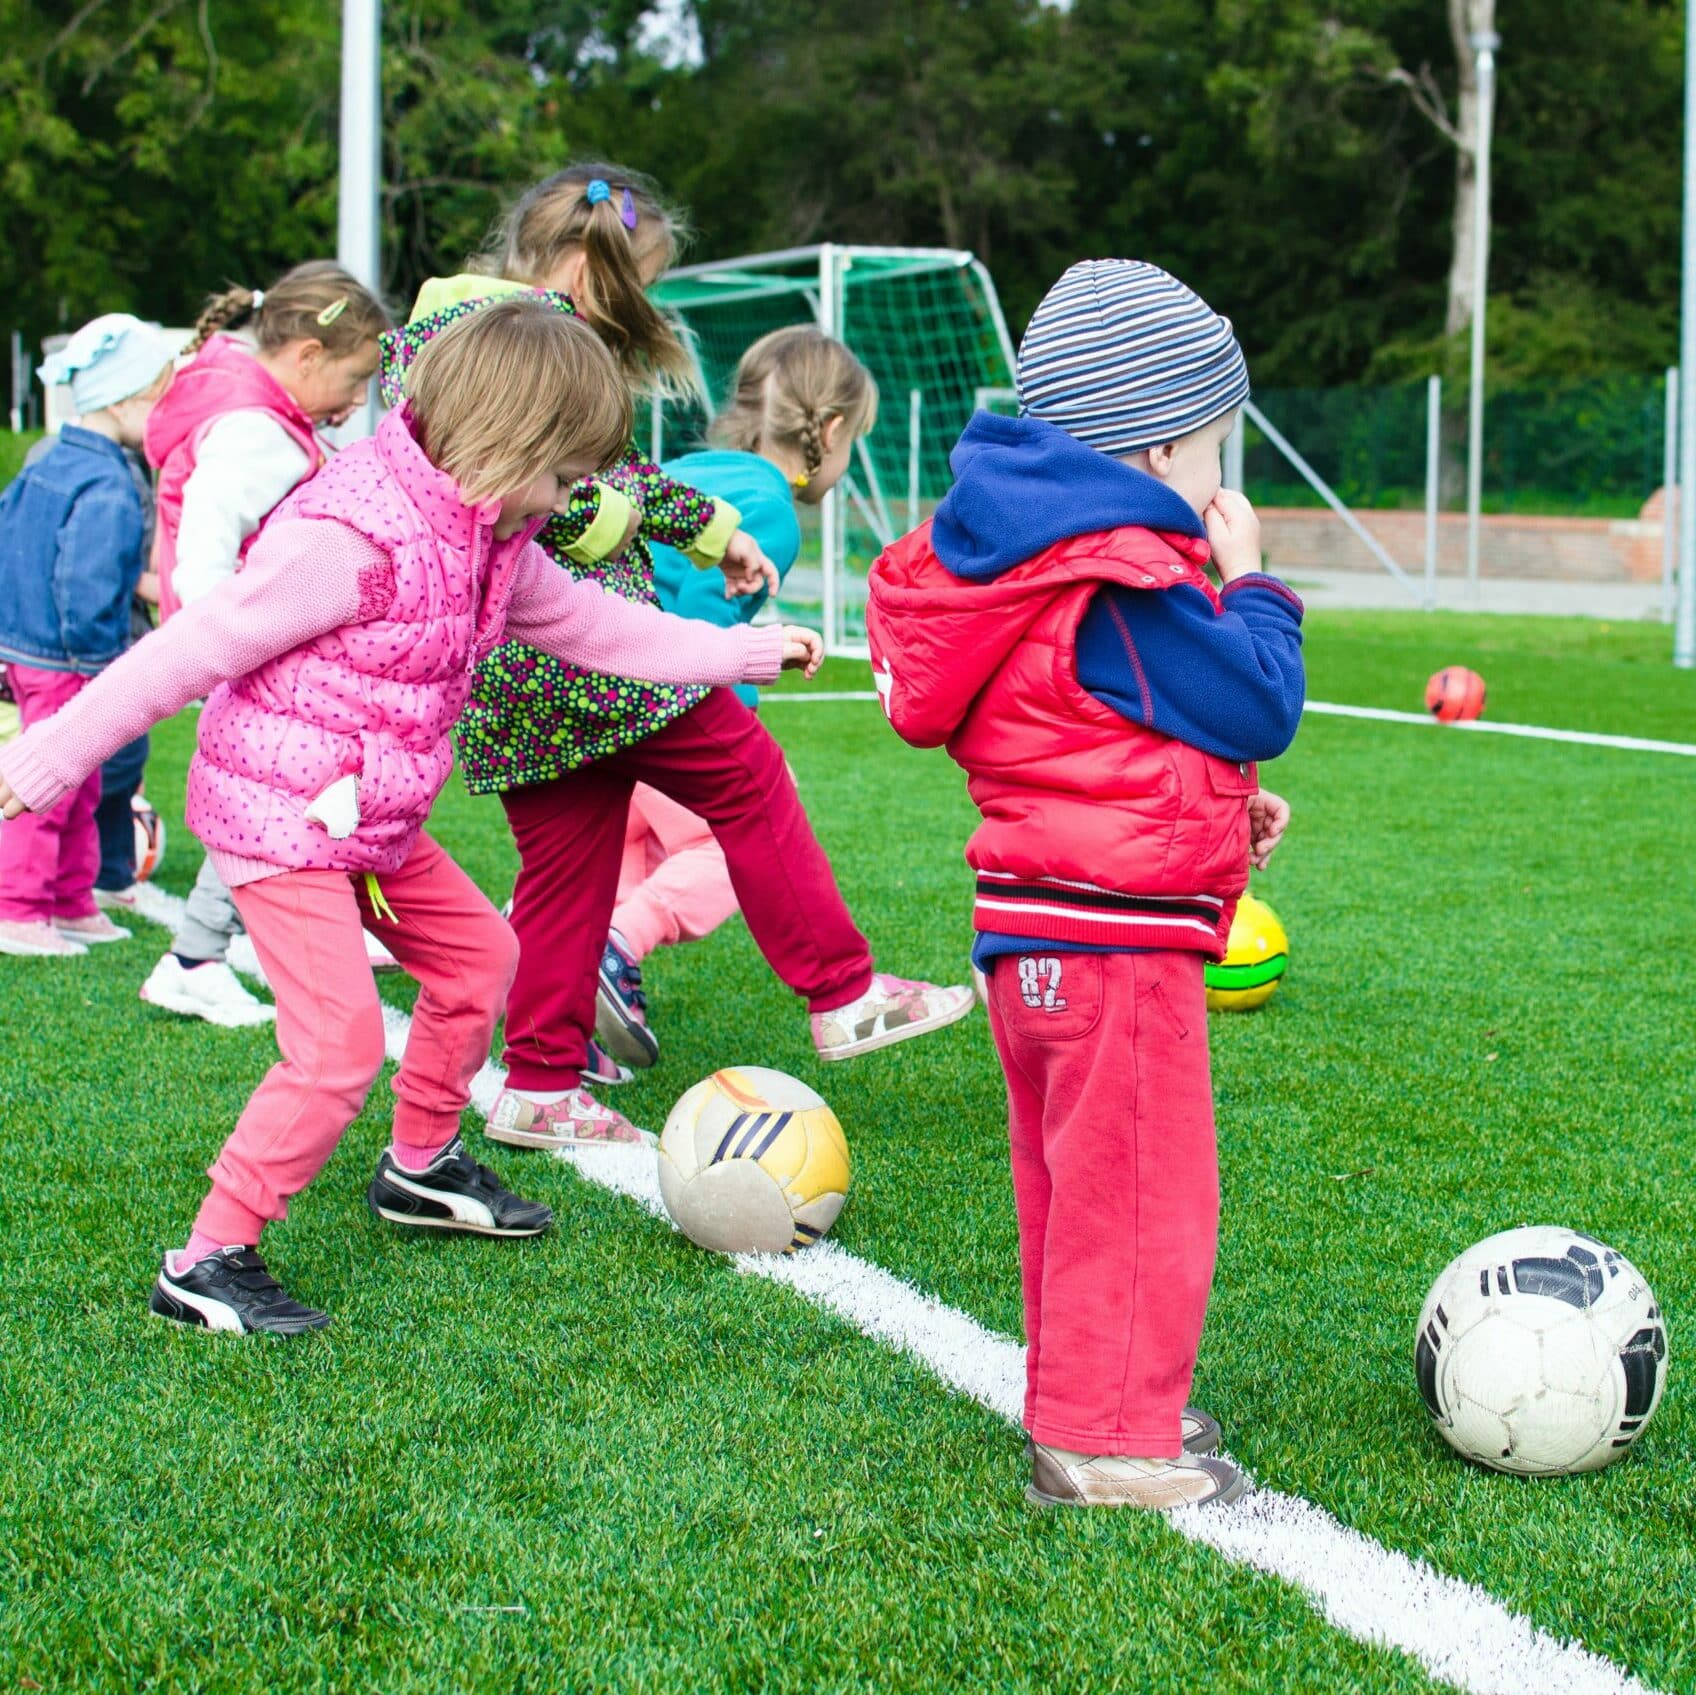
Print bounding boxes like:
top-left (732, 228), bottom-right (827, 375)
top-left (2, 612), bottom-right (1693, 1693)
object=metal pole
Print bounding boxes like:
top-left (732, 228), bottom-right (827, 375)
top-left (1678, 0), bottom-right (1696, 665)
top-left (1223, 410), bottom-right (1245, 491)
top-left (1662, 366), bottom-right (1679, 625)
top-left (650, 393), bottom-right (664, 465)
top-left (907, 387), bottom-right (922, 532)
top-left (9, 331), bottom-right (23, 434)
top-left (337, 0), bottom-right (381, 438)
top-left (1425, 374), bottom-right (1442, 610)
top-left (1465, 29), bottom-right (1499, 600)
top-left (818, 243), bottom-right (839, 653)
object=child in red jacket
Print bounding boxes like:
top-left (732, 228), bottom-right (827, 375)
top-left (867, 259), bottom-right (1304, 1510)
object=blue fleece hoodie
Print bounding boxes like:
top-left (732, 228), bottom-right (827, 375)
top-left (930, 412), bottom-right (1305, 765)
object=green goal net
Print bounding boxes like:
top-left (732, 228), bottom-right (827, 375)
top-left (650, 246), bottom-right (1017, 654)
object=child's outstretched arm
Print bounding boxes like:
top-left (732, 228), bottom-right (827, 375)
top-left (0, 520), bottom-right (391, 819)
top-left (503, 541), bottom-right (818, 685)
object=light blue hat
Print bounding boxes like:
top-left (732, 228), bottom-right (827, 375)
top-left (39, 313), bottom-right (176, 415)
top-left (1016, 260), bottom-right (1249, 456)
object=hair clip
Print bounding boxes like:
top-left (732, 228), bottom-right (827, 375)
top-left (316, 297), bottom-right (350, 327)
top-left (792, 471), bottom-right (811, 490)
top-left (251, 289), bottom-right (266, 310)
top-left (620, 187), bottom-right (638, 231)
top-left (585, 178), bottom-right (612, 206)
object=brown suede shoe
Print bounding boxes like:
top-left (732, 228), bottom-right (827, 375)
top-left (1027, 1444), bottom-right (1250, 1511)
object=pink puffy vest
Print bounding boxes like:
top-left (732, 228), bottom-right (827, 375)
top-left (185, 407), bottom-right (532, 876)
top-left (866, 522), bottom-right (1255, 957)
top-left (145, 336), bottom-right (324, 622)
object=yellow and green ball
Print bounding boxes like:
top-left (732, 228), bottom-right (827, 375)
top-left (1204, 894), bottom-right (1289, 1012)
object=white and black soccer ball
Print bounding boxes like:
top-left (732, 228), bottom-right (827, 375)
top-left (1416, 1226), bottom-right (1668, 1476)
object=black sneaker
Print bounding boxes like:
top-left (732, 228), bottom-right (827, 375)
top-left (368, 1138), bottom-right (554, 1237)
top-left (594, 930), bottom-right (659, 1069)
top-left (149, 1246), bottom-right (331, 1336)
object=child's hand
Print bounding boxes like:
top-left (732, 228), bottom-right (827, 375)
top-left (1247, 788), bottom-right (1290, 869)
top-left (0, 776), bottom-right (25, 821)
top-left (618, 503), bottom-right (644, 554)
top-left (722, 530), bottom-right (780, 599)
top-left (781, 626), bottom-right (823, 677)
top-left (1203, 488), bottom-right (1263, 584)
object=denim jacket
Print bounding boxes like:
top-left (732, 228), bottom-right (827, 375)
top-left (0, 426), bottom-right (148, 675)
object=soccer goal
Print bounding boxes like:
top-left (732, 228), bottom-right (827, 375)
top-left (651, 245), bottom-right (1018, 656)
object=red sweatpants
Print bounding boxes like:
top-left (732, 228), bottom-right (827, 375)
top-left (500, 689), bottom-right (872, 1092)
top-left (985, 949), bottom-right (1220, 1457)
top-left (195, 834), bottom-right (518, 1246)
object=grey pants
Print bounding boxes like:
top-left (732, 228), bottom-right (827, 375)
top-left (173, 855), bottom-right (244, 963)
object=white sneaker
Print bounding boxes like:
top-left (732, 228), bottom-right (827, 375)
top-left (811, 972), bottom-right (976, 1061)
top-left (365, 928), bottom-right (401, 973)
top-left (140, 954), bottom-right (274, 1027)
top-left (0, 918), bottom-right (87, 958)
top-left (94, 884), bottom-right (141, 912)
top-left (54, 913), bottom-right (131, 945)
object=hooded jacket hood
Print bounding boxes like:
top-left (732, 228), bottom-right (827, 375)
top-left (930, 411), bottom-right (1204, 581)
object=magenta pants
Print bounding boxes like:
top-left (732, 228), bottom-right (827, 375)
top-left (0, 665), bottom-right (101, 923)
top-left (499, 689), bottom-right (872, 1093)
top-left (985, 949), bottom-right (1220, 1458)
top-left (194, 834), bottom-right (518, 1246)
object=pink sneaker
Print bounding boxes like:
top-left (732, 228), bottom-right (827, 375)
top-left (811, 972), bottom-right (976, 1061)
top-left (54, 912), bottom-right (132, 945)
top-left (0, 918), bottom-right (87, 958)
top-left (485, 1087), bottom-right (655, 1150)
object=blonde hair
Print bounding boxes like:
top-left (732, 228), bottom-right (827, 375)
top-left (188, 261), bottom-right (391, 358)
top-left (477, 162), bottom-right (699, 399)
top-left (405, 296), bottom-right (633, 503)
top-left (711, 327), bottom-right (879, 481)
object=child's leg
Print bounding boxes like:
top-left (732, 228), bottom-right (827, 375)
top-left (983, 958), bottom-right (1054, 1432)
top-left (94, 734), bottom-right (150, 891)
top-left (0, 666), bottom-right (95, 924)
top-left (611, 784), bottom-right (739, 960)
top-left (500, 765), bottom-right (635, 1091)
top-left (352, 834), bottom-right (519, 1158)
top-left (986, 950), bottom-right (1219, 1458)
top-left (193, 870), bottom-right (388, 1246)
top-left (619, 691), bottom-right (871, 1011)
top-left (173, 856), bottom-right (244, 963)
top-left (50, 756), bottom-right (103, 921)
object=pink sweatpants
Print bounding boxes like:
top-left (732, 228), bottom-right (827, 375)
top-left (985, 949), bottom-right (1220, 1457)
top-left (611, 783), bottom-right (740, 961)
top-left (0, 665), bottom-right (101, 923)
top-left (194, 833), bottom-right (518, 1246)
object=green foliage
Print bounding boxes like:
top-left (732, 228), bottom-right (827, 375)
top-left (0, 0), bottom-right (1685, 399)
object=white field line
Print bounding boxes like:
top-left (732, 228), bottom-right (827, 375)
top-left (765, 690), bottom-right (1696, 758)
top-left (122, 885), bottom-right (1661, 1695)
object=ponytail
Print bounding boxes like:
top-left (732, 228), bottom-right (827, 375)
top-left (711, 327), bottom-right (880, 480)
top-left (477, 162), bottom-right (701, 400)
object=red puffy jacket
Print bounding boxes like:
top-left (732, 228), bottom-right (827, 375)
top-left (866, 521), bottom-right (1254, 958)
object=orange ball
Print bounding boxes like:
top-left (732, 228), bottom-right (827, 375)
top-left (1425, 666), bottom-right (1486, 723)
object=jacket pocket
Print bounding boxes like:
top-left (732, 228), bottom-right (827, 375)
top-left (1205, 755), bottom-right (1258, 796)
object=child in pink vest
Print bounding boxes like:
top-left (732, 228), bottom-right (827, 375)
top-left (869, 261), bottom-right (1304, 1510)
top-left (0, 299), bottom-right (821, 1337)
top-left (140, 262), bottom-right (392, 1031)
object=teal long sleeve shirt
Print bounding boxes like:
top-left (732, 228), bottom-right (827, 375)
top-left (649, 450), bottom-right (802, 708)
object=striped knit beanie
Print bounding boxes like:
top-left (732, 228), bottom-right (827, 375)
top-left (1016, 259), bottom-right (1249, 457)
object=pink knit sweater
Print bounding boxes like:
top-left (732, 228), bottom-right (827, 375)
top-left (0, 517), bottom-right (784, 886)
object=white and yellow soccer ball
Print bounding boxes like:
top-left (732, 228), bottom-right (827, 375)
top-left (658, 1067), bottom-right (850, 1255)
top-left (1416, 1226), bottom-right (1669, 1476)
